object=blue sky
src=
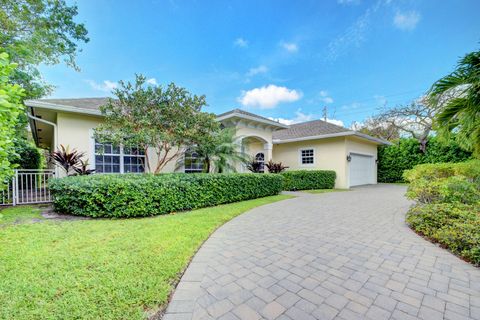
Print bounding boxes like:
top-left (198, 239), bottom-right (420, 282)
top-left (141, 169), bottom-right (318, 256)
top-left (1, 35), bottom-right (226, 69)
top-left (41, 0), bottom-right (480, 127)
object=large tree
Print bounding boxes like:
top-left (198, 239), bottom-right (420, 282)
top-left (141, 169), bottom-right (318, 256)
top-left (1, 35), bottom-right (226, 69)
top-left (429, 49), bottom-right (480, 156)
top-left (351, 117), bottom-right (400, 141)
top-left (95, 75), bottom-right (218, 174)
top-left (0, 0), bottom-right (89, 99)
top-left (374, 98), bottom-right (437, 152)
top-left (0, 53), bottom-right (25, 182)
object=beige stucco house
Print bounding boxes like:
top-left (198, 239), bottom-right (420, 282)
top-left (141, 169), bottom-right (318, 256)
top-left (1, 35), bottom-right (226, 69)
top-left (25, 98), bottom-right (389, 188)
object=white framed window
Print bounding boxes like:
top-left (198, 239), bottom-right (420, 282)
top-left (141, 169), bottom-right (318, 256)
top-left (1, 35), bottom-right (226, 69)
top-left (184, 148), bottom-right (203, 173)
top-left (255, 152), bottom-right (265, 173)
top-left (123, 146), bottom-right (146, 173)
top-left (94, 140), bottom-right (145, 174)
top-left (300, 148), bottom-right (315, 165)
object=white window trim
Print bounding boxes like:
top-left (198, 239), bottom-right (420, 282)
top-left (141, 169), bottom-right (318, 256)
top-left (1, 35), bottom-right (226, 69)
top-left (90, 131), bottom-right (146, 174)
top-left (183, 149), bottom-right (204, 173)
top-left (299, 147), bottom-right (315, 166)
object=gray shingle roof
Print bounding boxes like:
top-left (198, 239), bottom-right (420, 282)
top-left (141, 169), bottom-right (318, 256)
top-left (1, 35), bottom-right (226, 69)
top-left (272, 119), bottom-right (350, 140)
top-left (37, 98), bottom-right (110, 111)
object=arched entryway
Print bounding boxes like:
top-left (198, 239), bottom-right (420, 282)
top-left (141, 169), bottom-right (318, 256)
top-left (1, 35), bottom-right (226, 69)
top-left (240, 135), bottom-right (272, 173)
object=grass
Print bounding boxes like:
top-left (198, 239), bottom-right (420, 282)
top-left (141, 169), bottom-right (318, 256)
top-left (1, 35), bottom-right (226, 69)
top-left (301, 189), bottom-right (349, 194)
top-left (0, 195), bottom-right (292, 320)
top-left (0, 205), bottom-right (45, 225)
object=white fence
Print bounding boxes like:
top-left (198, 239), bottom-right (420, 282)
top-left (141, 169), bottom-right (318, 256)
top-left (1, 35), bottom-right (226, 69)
top-left (1, 169), bottom-right (56, 206)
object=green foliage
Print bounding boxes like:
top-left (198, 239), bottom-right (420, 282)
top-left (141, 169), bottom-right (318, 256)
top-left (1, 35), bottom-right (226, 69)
top-left (429, 49), bottom-right (480, 156)
top-left (281, 170), bottom-right (336, 191)
top-left (406, 203), bottom-right (480, 266)
top-left (378, 137), bottom-right (472, 182)
top-left (8, 138), bottom-right (42, 169)
top-left (180, 127), bottom-right (247, 173)
top-left (0, 195), bottom-right (291, 319)
top-left (405, 160), bottom-right (480, 265)
top-left (50, 173), bottom-right (284, 218)
top-left (95, 75), bottom-right (218, 174)
top-left (265, 160), bottom-right (289, 173)
top-left (0, 53), bottom-right (25, 183)
top-left (0, 0), bottom-right (89, 99)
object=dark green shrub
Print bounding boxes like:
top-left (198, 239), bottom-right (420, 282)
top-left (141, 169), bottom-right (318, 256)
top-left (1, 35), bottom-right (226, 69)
top-left (378, 137), bottom-right (472, 183)
top-left (8, 139), bottom-right (42, 169)
top-left (407, 203), bottom-right (480, 265)
top-left (281, 170), bottom-right (336, 191)
top-left (50, 173), bottom-right (284, 218)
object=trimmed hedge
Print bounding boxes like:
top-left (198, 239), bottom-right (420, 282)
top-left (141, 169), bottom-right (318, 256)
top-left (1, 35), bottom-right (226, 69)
top-left (281, 170), bottom-right (336, 191)
top-left (50, 173), bottom-right (284, 218)
top-left (378, 137), bottom-right (472, 183)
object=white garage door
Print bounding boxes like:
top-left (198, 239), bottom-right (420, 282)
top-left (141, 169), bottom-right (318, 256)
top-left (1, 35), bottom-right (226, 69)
top-left (349, 153), bottom-right (375, 187)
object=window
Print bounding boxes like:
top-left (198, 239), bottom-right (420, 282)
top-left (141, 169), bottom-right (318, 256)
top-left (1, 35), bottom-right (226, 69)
top-left (255, 152), bottom-right (265, 173)
top-left (95, 142), bottom-right (121, 173)
top-left (184, 149), bottom-right (203, 173)
top-left (94, 141), bottom-right (145, 173)
top-left (123, 147), bottom-right (145, 173)
top-left (300, 149), bottom-right (314, 165)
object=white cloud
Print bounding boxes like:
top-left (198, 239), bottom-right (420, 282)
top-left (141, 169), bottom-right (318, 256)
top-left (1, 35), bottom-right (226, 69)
top-left (393, 11), bottom-right (421, 31)
top-left (238, 84), bottom-right (301, 109)
top-left (269, 110), bottom-right (344, 127)
top-left (326, 0), bottom-right (387, 61)
top-left (246, 65), bottom-right (268, 77)
top-left (85, 80), bottom-right (118, 93)
top-left (234, 37), bottom-right (248, 48)
top-left (269, 109), bottom-right (314, 125)
top-left (280, 41), bottom-right (298, 53)
top-left (319, 90), bottom-right (334, 104)
top-left (146, 78), bottom-right (158, 85)
top-left (326, 118), bottom-right (345, 127)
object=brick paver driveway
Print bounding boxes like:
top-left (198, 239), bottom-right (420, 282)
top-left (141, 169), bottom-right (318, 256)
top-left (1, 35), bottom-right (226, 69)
top-left (164, 185), bottom-right (480, 320)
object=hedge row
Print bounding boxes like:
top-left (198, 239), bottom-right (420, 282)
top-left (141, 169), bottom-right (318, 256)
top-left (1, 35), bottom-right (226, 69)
top-left (50, 173), bottom-right (284, 218)
top-left (378, 137), bottom-right (472, 183)
top-left (404, 160), bottom-right (480, 265)
top-left (281, 170), bottom-right (336, 191)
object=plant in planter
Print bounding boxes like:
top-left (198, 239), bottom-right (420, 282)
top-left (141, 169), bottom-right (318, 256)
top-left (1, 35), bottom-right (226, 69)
top-left (265, 160), bottom-right (289, 173)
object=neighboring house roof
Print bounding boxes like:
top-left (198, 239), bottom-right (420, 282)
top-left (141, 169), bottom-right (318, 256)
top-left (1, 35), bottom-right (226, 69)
top-left (217, 108), bottom-right (289, 129)
top-left (272, 119), bottom-right (390, 145)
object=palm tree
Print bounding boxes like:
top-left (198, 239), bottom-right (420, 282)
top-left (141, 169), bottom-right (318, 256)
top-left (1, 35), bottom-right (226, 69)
top-left (429, 49), bottom-right (480, 156)
top-left (178, 127), bottom-right (248, 173)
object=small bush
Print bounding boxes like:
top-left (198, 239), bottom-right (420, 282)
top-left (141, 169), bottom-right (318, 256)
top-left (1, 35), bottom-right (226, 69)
top-left (8, 139), bottom-right (42, 169)
top-left (281, 170), bottom-right (336, 191)
top-left (406, 203), bottom-right (480, 265)
top-left (50, 173), bottom-right (284, 218)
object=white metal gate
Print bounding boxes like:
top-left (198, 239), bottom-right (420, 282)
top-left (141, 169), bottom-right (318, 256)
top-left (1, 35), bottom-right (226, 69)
top-left (1, 169), bottom-right (56, 206)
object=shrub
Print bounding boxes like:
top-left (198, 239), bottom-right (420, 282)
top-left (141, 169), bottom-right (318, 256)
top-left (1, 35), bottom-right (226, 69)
top-left (378, 137), bottom-right (472, 183)
top-left (8, 139), bottom-right (42, 169)
top-left (404, 160), bottom-right (480, 204)
top-left (265, 160), bottom-right (288, 173)
top-left (281, 170), bottom-right (336, 191)
top-left (406, 203), bottom-right (480, 265)
top-left (50, 173), bottom-right (284, 218)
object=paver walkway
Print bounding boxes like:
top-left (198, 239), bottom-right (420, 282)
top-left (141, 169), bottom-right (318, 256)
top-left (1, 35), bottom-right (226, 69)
top-left (164, 185), bottom-right (480, 320)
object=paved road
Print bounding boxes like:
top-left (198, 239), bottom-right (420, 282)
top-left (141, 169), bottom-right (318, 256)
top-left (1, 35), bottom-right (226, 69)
top-left (164, 185), bottom-right (480, 320)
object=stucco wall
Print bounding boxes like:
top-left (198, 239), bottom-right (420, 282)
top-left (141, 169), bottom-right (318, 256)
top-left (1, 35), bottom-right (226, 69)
top-left (272, 137), bottom-right (348, 188)
top-left (56, 112), bottom-right (178, 174)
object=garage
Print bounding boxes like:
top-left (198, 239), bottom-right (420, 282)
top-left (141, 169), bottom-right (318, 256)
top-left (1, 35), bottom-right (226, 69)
top-left (349, 153), bottom-right (375, 187)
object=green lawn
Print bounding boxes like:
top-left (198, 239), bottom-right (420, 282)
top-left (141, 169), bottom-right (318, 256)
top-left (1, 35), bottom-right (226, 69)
top-left (0, 195), bottom-right (292, 320)
top-left (301, 189), bottom-right (349, 194)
